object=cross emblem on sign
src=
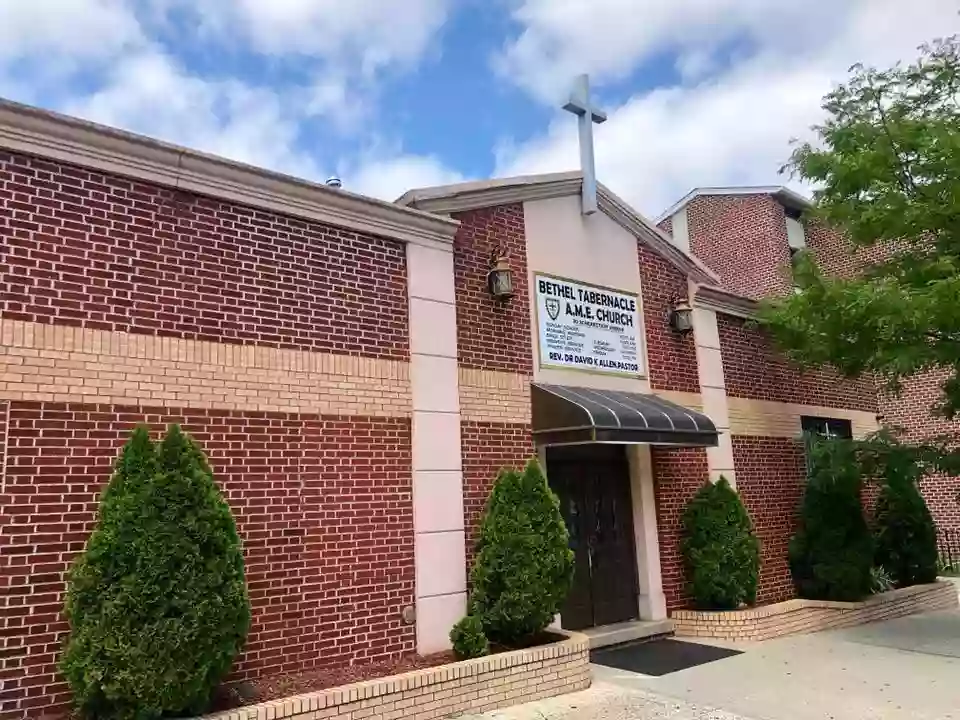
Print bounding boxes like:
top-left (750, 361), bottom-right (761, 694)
top-left (562, 74), bottom-right (607, 216)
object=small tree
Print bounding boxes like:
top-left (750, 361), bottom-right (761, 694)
top-left (789, 436), bottom-right (874, 601)
top-left (61, 426), bottom-right (250, 720)
top-left (681, 477), bottom-right (760, 610)
top-left (861, 430), bottom-right (939, 587)
top-left (759, 37), bottom-right (960, 481)
top-left (874, 482), bottom-right (939, 587)
top-left (469, 458), bottom-right (574, 646)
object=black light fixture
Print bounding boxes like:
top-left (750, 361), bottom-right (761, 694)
top-left (487, 248), bottom-right (514, 300)
top-left (670, 297), bottom-right (694, 334)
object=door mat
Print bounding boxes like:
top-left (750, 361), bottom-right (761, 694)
top-left (590, 638), bottom-right (742, 676)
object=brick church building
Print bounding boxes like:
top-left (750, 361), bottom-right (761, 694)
top-left (658, 187), bottom-right (960, 533)
top-left (0, 100), bottom-right (899, 719)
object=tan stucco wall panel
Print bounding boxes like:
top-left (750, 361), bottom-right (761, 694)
top-left (523, 194), bottom-right (651, 394)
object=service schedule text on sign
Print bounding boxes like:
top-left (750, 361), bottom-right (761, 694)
top-left (534, 273), bottom-right (643, 376)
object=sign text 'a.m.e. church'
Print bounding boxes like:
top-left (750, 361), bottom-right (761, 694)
top-left (534, 273), bottom-right (643, 377)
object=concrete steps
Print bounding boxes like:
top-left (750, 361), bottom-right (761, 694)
top-left (582, 619), bottom-right (675, 650)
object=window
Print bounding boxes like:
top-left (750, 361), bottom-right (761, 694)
top-left (785, 211), bottom-right (806, 250)
top-left (789, 247), bottom-right (805, 293)
top-left (785, 206), bottom-right (807, 293)
top-left (801, 415), bottom-right (853, 439)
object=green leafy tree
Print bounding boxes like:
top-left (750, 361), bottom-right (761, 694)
top-left (469, 459), bottom-right (574, 646)
top-left (681, 477), bottom-right (761, 610)
top-left (759, 36), bottom-right (960, 473)
top-left (789, 436), bottom-right (874, 601)
top-left (61, 426), bottom-right (250, 720)
top-left (860, 430), bottom-right (939, 587)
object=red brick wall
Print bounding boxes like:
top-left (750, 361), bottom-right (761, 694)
top-left (452, 204), bottom-right (532, 374)
top-left (684, 194), bottom-right (793, 300)
top-left (878, 370), bottom-right (960, 531)
top-left (804, 217), bottom-right (858, 280)
top-left (0, 402), bottom-right (414, 720)
top-left (0, 149), bottom-right (417, 720)
top-left (804, 217), bottom-right (895, 282)
top-left (0, 151), bottom-right (408, 359)
top-left (452, 204), bottom-right (535, 573)
top-left (717, 313), bottom-right (877, 412)
top-left (651, 447), bottom-right (709, 611)
top-left (638, 245), bottom-right (700, 393)
top-left (460, 421), bottom-right (534, 569)
top-left (733, 437), bottom-right (806, 605)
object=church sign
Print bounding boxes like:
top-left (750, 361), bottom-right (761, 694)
top-left (534, 273), bottom-right (643, 377)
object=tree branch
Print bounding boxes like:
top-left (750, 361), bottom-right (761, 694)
top-left (868, 76), bottom-right (919, 195)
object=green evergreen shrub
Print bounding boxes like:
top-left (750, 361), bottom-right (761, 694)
top-left (469, 458), bottom-right (574, 646)
top-left (449, 615), bottom-right (489, 659)
top-left (857, 429), bottom-right (939, 588)
top-left (789, 436), bottom-right (873, 601)
top-left (681, 477), bottom-right (760, 610)
top-left (61, 425), bottom-right (250, 720)
top-left (873, 480), bottom-right (938, 587)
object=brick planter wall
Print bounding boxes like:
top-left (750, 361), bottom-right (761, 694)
top-left (673, 581), bottom-right (959, 642)
top-left (196, 632), bottom-right (591, 720)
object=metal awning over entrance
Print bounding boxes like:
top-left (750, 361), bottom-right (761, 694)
top-left (532, 383), bottom-right (718, 447)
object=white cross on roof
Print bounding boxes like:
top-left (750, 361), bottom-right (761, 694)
top-left (562, 74), bottom-right (607, 216)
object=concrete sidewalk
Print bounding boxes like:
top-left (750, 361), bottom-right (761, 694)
top-left (467, 609), bottom-right (960, 720)
top-left (464, 680), bottom-right (756, 720)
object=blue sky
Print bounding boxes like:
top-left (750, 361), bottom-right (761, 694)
top-left (0, 1), bottom-right (955, 215)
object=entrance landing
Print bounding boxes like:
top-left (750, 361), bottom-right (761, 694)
top-left (582, 619), bottom-right (674, 650)
top-left (591, 638), bottom-right (743, 676)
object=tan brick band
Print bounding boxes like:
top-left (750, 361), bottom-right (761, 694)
top-left (196, 632), bottom-right (590, 720)
top-left (655, 390), bottom-right (703, 413)
top-left (727, 397), bottom-right (878, 439)
top-left (0, 320), bottom-right (411, 417)
top-left (456, 374), bottom-right (704, 426)
top-left (673, 581), bottom-right (958, 642)
top-left (459, 367), bottom-right (531, 424)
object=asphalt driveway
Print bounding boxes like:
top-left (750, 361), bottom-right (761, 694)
top-left (472, 606), bottom-right (960, 720)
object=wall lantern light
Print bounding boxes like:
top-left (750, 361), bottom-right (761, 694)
top-left (487, 249), bottom-right (514, 301)
top-left (670, 297), bottom-right (694, 334)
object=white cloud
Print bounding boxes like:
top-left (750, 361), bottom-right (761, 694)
top-left (496, 0), bottom-right (959, 215)
top-left (0, 0), bottom-right (457, 191)
top-left (494, 0), bottom-right (845, 103)
top-left (156, 0), bottom-right (450, 73)
top-left (0, 0), bottom-right (143, 62)
top-left (65, 51), bottom-right (320, 179)
top-left (344, 153), bottom-right (466, 200)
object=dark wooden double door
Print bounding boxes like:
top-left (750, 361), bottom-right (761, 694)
top-left (547, 445), bottom-right (639, 630)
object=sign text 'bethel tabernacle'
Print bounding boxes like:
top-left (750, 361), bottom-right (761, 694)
top-left (537, 278), bottom-right (637, 327)
top-left (534, 274), bottom-right (643, 377)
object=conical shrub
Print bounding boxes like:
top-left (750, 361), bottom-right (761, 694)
top-left (789, 436), bottom-right (873, 601)
top-left (61, 425), bottom-right (250, 720)
top-left (874, 479), bottom-right (938, 588)
top-left (469, 458), bottom-right (574, 645)
top-left (681, 477), bottom-right (760, 610)
top-left (858, 429), bottom-right (940, 588)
